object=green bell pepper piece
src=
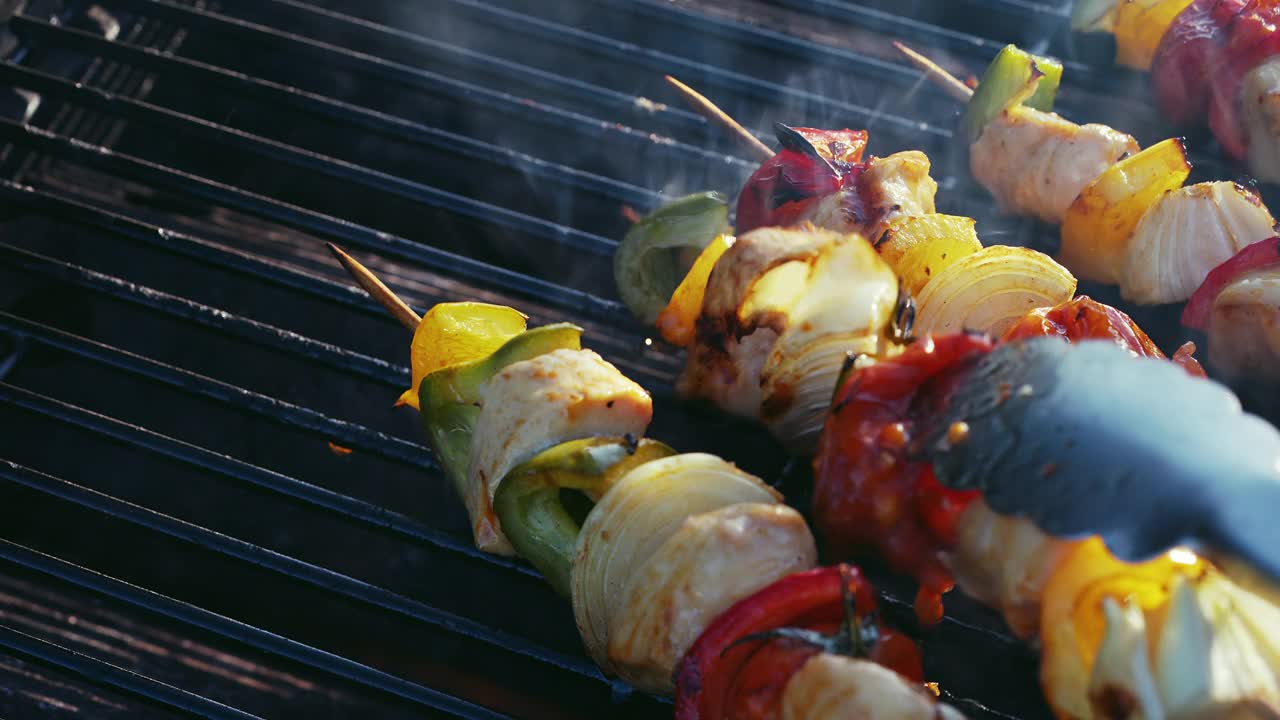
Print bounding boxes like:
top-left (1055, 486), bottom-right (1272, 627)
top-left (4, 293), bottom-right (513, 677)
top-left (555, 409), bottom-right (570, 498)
top-left (963, 44), bottom-right (1065, 144)
top-left (494, 436), bottom-right (677, 596)
top-left (418, 323), bottom-right (584, 500)
top-left (614, 192), bottom-right (730, 324)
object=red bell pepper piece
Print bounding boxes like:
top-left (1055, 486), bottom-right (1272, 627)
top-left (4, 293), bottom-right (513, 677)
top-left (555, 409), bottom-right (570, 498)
top-left (1182, 236), bottom-right (1280, 329)
top-left (1152, 0), bottom-right (1237, 127)
top-left (735, 127), bottom-right (868, 234)
top-left (1153, 0), bottom-right (1280, 160)
top-left (813, 334), bottom-right (993, 626)
top-left (673, 565), bottom-right (922, 720)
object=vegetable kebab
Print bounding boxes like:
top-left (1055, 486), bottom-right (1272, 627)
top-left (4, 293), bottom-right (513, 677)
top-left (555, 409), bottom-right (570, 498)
top-left (898, 43), bottom-right (1280, 379)
top-left (1073, 0), bottom-right (1280, 183)
top-left (326, 244), bottom-right (956, 717)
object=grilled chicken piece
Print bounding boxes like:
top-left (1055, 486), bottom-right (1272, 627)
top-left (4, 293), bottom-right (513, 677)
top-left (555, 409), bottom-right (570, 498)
top-left (970, 107), bottom-right (1139, 225)
top-left (608, 502), bottom-right (817, 693)
top-left (805, 151), bottom-right (938, 242)
top-left (680, 227), bottom-right (835, 419)
top-left (1207, 268), bottom-right (1280, 381)
top-left (945, 500), bottom-right (1079, 639)
top-left (468, 348), bottom-right (652, 554)
top-left (1121, 181), bottom-right (1276, 304)
top-left (780, 655), bottom-right (966, 720)
top-left (679, 226), bottom-right (899, 451)
top-left (1242, 58), bottom-right (1280, 185)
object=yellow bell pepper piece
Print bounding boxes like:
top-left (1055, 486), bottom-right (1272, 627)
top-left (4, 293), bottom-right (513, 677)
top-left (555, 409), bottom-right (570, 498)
top-left (655, 234), bottom-right (734, 347)
top-left (397, 302), bottom-right (528, 410)
top-left (1114, 0), bottom-right (1195, 70)
top-left (876, 214), bottom-right (984, 297)
top-left (1059, 138), bottom-right (1191, 284)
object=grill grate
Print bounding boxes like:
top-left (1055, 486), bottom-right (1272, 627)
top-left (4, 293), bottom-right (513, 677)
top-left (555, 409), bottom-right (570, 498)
top-left (0, 1), bottom-right (1243, 718)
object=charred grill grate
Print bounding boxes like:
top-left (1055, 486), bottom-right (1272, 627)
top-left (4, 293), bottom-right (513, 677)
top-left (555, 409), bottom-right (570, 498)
top-left (0, 1), bottom-right (1239, 718)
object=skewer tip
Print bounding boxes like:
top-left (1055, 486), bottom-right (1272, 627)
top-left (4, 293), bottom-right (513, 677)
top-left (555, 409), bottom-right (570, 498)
top-left (324, 243), bottom-right (422, 332)
top-left (325, 242), bottom-right (350, 264)
top-left (893, 41), bottom-right (975, 103)
top-left (663, 74), bottom-right (774, 162)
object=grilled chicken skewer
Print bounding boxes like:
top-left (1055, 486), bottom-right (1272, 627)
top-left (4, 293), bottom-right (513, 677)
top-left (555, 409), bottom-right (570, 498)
top-left (1072, 0), bottom-right (1280, 183)
top-left (898, 43), bottom-right (1275, 300)
top-left (895, 44), bottom-right (1280, 379)
top-left (615, 112), bottom-right (1280, 717)
top-left (621, 210), bottom-right (1280, 718)
top-left (327, 245), bottom-right (955, 717)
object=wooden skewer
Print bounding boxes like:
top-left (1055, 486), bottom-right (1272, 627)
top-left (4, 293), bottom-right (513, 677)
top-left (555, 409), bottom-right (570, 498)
top-left (326, 242), bottom-right (421, 332)
top-left (663, 74), bottom-right (774, 161)
top-left (893, 41), bottom-right (974, 103)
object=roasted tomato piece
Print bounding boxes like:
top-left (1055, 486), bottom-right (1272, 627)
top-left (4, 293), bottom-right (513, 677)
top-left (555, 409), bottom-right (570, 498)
top-left (1004, 296), bottom-right (1206, 377)
top-left (813, 334), bottom-right (994, 624)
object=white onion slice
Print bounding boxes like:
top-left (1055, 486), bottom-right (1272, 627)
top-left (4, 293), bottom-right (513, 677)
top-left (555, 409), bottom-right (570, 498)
top-left (1121, 181), bottom-right (1275, 304)
top-left (1083, 571), bottom-right (1280, 718)
top-left (606, 503), bottom-right (816, 692)
top-left (757, 231), bottom-right (898, 452)
top-left (913, 245), bottom-right (1077, 337)
top-left (570, 453), bottom-right (780, 677)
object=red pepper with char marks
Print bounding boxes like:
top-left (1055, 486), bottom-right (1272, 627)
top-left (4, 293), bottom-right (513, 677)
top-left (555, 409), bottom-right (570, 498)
top-left (673, 565), bottom-right (922, 720)
top-left (1153, 0), bottom-right (1280, 160)
top-left (736, 126), bottom-right (868, 234)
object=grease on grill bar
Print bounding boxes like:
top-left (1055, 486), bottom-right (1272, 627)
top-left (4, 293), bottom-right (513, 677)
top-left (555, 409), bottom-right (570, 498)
top-left (0, 0), bottom-right (1198, 718)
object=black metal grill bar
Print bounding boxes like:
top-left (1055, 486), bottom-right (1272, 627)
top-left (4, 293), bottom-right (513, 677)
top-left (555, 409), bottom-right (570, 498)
top-left (0, 539), bottom-right (510, 720)
top-left (0, 623), bottom-right (262, 720)
top-left (959, 0), bottom-right (1068, 16)
top-left (0, 178), bottom-right (401, 319)
top-left (104, 0), bottom-right (753, 170)
top-left (0, 243), bottom-right (406, 387)
top-left (0, 152), bottom-right (633, 336)
top-left (0, 62), bottom-right (619, 261)
top-left (0, 177), bottom-right (628, 337)
top-left (246, 0), bottom-right (723, 139)
top-left (0, 174), bottom-right (677, 393)
top-left (93, 0), bottom-right (721, 143)
top-left (603, 0), bottom-right (1002, 78)
top-left (0, 381), bottom-right (533, 579)
top-left (151, 0), bottom-right (946, 139)
top-left (768, 0), bottom-right (1158, 100)
top-left (0, 459), bottom-right (603, 682)
top-left (0, 311), bottom-right (435, 470)
top-left (443, 0), bottom-right (952, 139)
top-left (765, 0), bottom-right (1067, 65)
top-left (9, 13), bottom-right (666, 213)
